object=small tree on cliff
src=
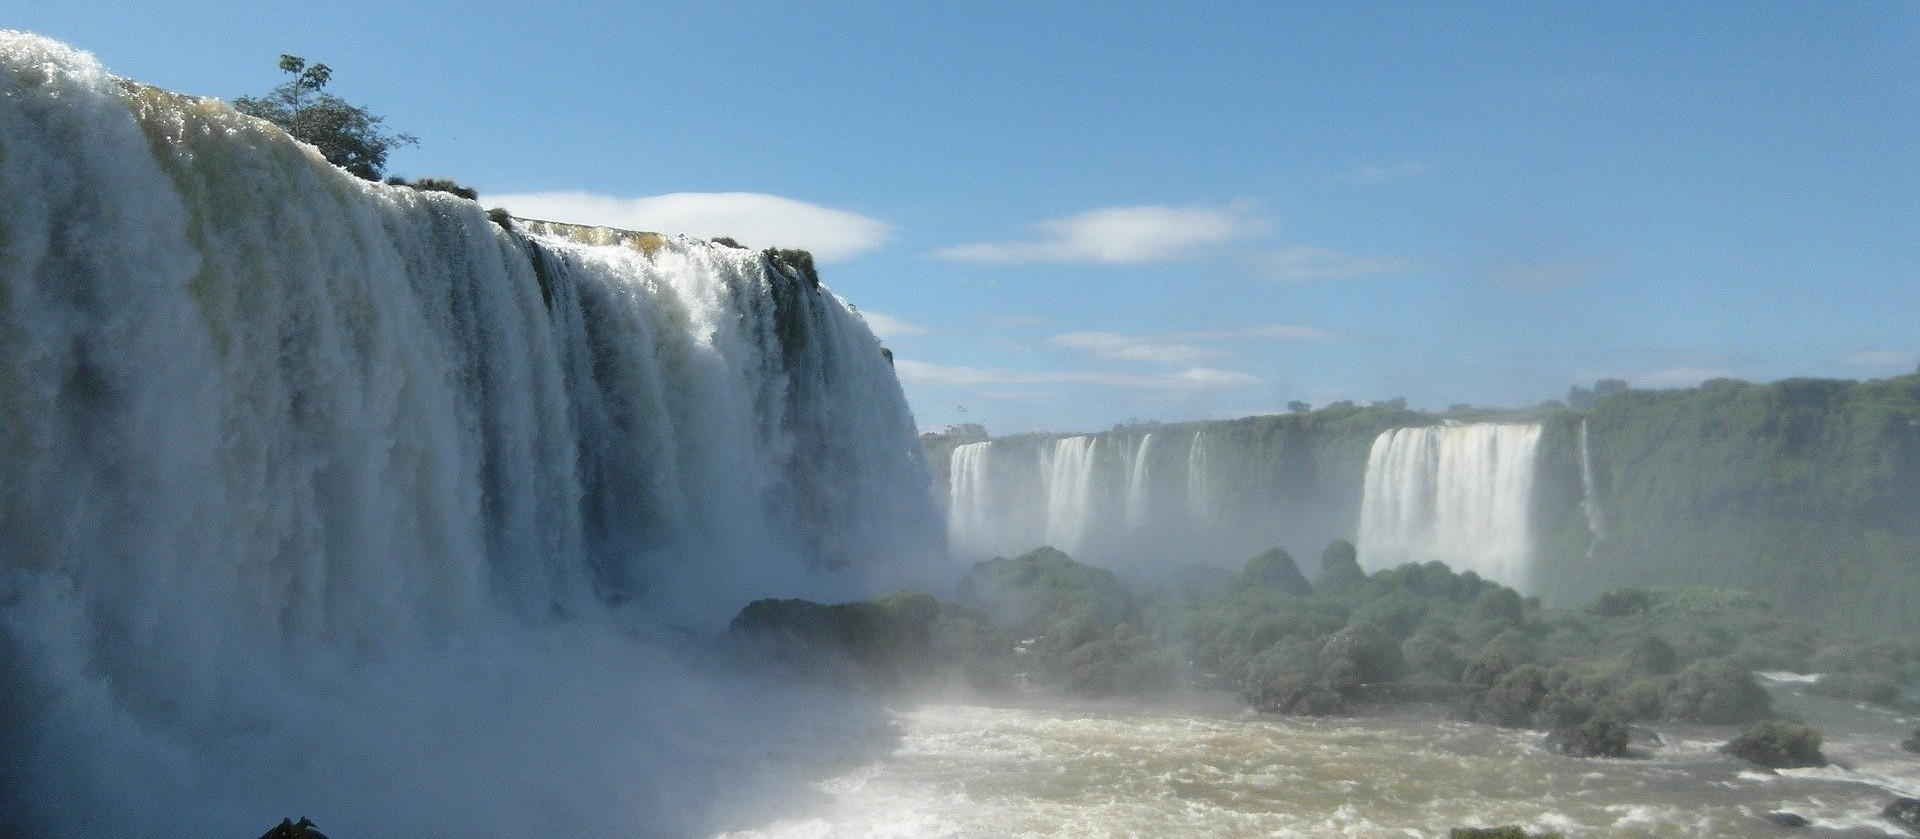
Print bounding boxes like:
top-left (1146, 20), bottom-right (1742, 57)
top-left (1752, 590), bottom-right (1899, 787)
top-left (234, 55), bottom-right (416, 180)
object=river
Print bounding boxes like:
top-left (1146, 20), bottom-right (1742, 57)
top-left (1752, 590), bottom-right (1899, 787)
top-left (718, 677), bottom-right (1920, 838)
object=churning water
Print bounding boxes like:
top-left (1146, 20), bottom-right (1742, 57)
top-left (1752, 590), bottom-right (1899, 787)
top-left (719, 687), bottom-right (1920, 839)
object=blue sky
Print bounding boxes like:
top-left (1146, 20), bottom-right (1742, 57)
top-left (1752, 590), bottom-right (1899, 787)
top-left (15, 2), bottom-right (1919, 434)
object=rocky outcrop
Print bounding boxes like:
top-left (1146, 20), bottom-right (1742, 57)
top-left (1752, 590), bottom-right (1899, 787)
top-left (1722, 720), bottom-right (1827, 769)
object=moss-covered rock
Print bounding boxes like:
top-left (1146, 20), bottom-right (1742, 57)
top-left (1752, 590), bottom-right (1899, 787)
top-left (1723, 720), bottom-right (1828, 769)
top-left (1546, 713), bottom-right (1632, 758)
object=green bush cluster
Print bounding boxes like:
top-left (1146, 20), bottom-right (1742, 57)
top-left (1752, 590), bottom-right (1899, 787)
top-left (725, 543), bottom-right (1920, 759)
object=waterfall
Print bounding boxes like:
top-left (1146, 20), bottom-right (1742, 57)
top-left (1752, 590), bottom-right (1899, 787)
top-left (948, 441), bottom-right (995, 558)
top-left (0, 34), bottom-right (939, 838)
top-left (1186, 429), bottom-right (1213, 522)
top-left (1578, 418), bottom-right (1606, 548)
top-left (1043, 436), bottom-right (1100, 556)
top-left (1125, 432), bottom-right (1155, 531)
top-left (1357, 423), bottom-right (1544, 589)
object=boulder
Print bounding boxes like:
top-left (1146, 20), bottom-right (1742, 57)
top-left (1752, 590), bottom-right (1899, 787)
top-left (1546, 715), bottom-right (1631, 758)
top-left (1902, 726), bottom-right (1920, 754)
top-left (1885, 797), bottom-right (1920, 835)
top-left (1762, 812), bottom-right (1810, 828)
top-left (1722, 720), bottom-right (1827, 769)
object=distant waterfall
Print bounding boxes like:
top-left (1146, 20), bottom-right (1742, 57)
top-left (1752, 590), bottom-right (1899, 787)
top-left (1357, 424), bottom-right (1544, 589)
top-left (948, 441), bottom-right (997, 559)
top-left (1043, 437), bottom-right (1100, 555)
top-left (1578, 418), bottom-right (1606, 547)
top-left (1186, 429), bottom-right (1214, 523)
top-left (0, 34), bottom-right (940, 839)
top-left (1125, 432), bottom-right (1156, 530)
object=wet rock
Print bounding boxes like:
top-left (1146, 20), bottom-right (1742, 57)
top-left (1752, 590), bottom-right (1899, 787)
top-left (1887, 797), bottom-right (1920, 835)
top-left (1762, 811), bottom-right (1810, 827)
top-left (1901, 725), bottom-right (1919, 753)
top-left (1545, 715), bottom-right (1631, 758)
top-left (1722, 720), bottom-right (1827, 769)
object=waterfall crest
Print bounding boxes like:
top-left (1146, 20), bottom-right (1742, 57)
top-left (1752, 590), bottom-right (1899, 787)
top-left (0, 33), bottom-right (938, 837)
top-left (1356, 423), bottom-right (1544, 589)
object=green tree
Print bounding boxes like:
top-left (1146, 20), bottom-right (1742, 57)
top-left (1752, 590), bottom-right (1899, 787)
top-left (234, 55), bottom-right (416, 180)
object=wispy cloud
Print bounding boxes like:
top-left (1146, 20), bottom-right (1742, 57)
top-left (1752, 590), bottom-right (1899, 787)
top-left (1263, 245), bottom-right (1414, 282)
top-left (1339, 161), bottom-right (1430, 184)
top-left (1049, 333), bottom-right (1225, 365)
top-left (856, 310), bottom-right (931, 339)
top-left (1049, 324), bottom-right (1341, 365)
top-left (1840, 348), bottom-right (1918, 370)
top-left (487, 191), bottom-right (892, 262)
top-left (934, 203), bottom-right (1266, 264)
top-left (894, 360), bottom-right (1263, 391)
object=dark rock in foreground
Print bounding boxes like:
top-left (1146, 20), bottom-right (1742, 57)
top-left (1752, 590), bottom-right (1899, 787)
top-left (1887, 797), bottom-right (1920, 835)
top-left (1763, 811), bottom-right (1810, 827)
top-left (1722, 720), bottom-right (1827, 769)
top-left (1902, 725), bottom-right (1920, 753)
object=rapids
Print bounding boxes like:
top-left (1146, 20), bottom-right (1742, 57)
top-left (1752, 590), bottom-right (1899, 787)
top-left (718, 687), bottom-right (1920, 839)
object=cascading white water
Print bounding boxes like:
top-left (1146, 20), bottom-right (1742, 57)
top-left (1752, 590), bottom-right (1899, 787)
top-left (1042, 436), bottom-right (1100, 556)
top-left (1578, 418), bottom-right (1606, 548)
top-left (1125, 432), bottom-right (1155, 531)
top-left (1186, 429), bottom-right (1213, 523)
top-left (0, 33), bottom-right (938, 839)
top-left (1357, 423), bottom-right (1543, 589)
top-left (947, 441), bottom-right (996, 559)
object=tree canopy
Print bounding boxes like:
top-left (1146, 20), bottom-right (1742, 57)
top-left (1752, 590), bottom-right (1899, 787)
top-left (234, 55), bottom-right (416, 180)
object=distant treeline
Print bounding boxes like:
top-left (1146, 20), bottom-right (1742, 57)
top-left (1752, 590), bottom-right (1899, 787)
top-left (1549, 373), bottom-right (1920, 634)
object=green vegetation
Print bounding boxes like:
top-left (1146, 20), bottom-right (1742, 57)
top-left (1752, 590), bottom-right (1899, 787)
top-left (234, 55), bottom-right (416, 180)
top-left (730, 542), bottom-right (1920, 759)
top-left (385, 176), bottom-right (477, 200)
top-left (1559, 373), bottom-right (1920, 634)
top-left (1722, 720), bottom-right (1827, 769)
top-left (723, 591), bottom-right (1010, 691)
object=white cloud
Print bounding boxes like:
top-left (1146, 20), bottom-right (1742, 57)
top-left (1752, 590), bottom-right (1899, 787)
top-left (856, 311), bottom-right (931, 339)
top-left (488, 191), bottom-right (892, 262)
top-left (1048, 324), bottom-right (1340, 365)
top-left (1048, 332), bottom-right (1225, 365)
top-left (935, 203), bottom-right (1265, 264)
top-left (893, 360), bottom-right (1263, 391)
top-left (1840, 348), bottom-right (1919, 370)
top-left (1264, 245), bottom-right (1413, 282)
top-left (1341, 161), bottom-right (1430, 184)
